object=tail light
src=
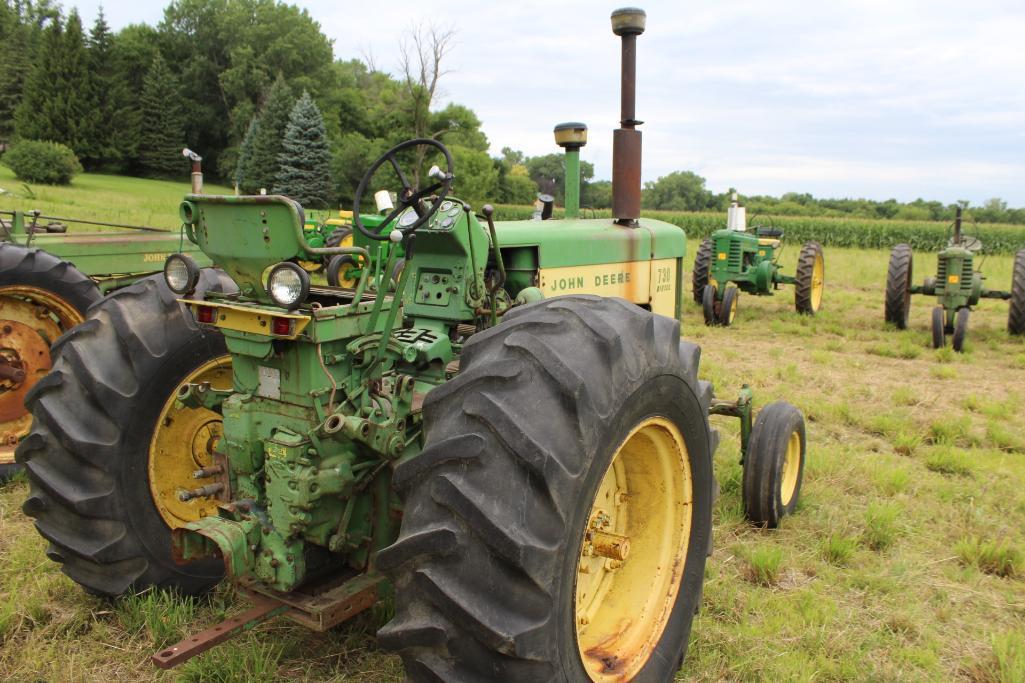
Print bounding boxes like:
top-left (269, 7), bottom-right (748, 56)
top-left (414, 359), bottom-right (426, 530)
top-left (272, 317), bottom-right (294, 336)
top-left (196, 306), bottom-right (216, 324)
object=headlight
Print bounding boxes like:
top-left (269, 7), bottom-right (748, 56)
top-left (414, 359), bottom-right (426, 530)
top-left (267, 262), bottom-right (310, 310)
top-left (164, 254), bottom-right (200, 295)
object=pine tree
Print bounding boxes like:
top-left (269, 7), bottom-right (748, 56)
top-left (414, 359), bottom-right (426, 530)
top-left (0, 6), bottom-right (35, 145)
top-left (138, 53), bottom-right (186, 177)
top-left (274, 91), bottom-right (333, 208)
top-left (235, 115), bottom-right (259, 191)
top-left (14, 12), bottom-right (93, 153)
top-left (243, 74), bottom-right (293, 193)
top-left (81, 9), bottom-right (131, 169)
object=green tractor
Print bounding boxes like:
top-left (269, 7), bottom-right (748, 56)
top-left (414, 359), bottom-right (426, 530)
top-left (884, 206), bottom-right (1025, 351)
top-left (17, 9), bottom-right (810, 680)
top-left (692, 194), bottom-right (825, 326)
top-left (0, 154), bottom-right (364, 480)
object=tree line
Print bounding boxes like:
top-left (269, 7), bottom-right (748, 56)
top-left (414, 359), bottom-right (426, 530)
top-left (1, 0), bottom-right (1021, 222)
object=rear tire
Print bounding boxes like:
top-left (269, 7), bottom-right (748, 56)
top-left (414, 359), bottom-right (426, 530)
top-left (931, 306), bottom-right (946, 349)
top-left (692, 238), bottom-right (713, 304)
top-left (742, 401), bottom-right (806, 528)
top-left (378, 296), bottom-right (716, 682)
top-left (952, 307), bottom-right (969, 353)
top-left (0, 245), bottom-right (102, 478)
top-left (1009, 250), bottom-right (1025, 336)
top-left (702, 284), bottom-right (717, 326)
top-left (794, 241), bottom-right (824, 315)
top-left (885, 244), bottom-right (913, 329)
top-left (16, 271), bottom-right (235, 597)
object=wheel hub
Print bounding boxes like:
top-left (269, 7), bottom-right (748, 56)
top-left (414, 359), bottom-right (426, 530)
top-left (0, 318), bottom-right (56, 457)
top-left (575, 417), bottom-right (692, 682)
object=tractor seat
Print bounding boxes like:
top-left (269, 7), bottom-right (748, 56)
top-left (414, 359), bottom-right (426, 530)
top-left (756, 226), bottom-right (784, 239)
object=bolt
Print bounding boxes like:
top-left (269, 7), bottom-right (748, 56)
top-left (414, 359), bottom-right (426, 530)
top-left (1, 325), bottom-right (10, 334)
top-left (579, 616), bottom-right (589, 626)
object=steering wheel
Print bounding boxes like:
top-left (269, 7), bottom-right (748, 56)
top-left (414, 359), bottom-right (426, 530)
top-left (352, 138), bottom-right (455, 241)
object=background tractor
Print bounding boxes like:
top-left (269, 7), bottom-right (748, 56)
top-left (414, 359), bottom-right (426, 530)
top-left (884, 206), bottom-right (1025, 351)
top-left (16, 8), bottom-right (809, 680)
top-left (692, 194), bottom-right (825, 326)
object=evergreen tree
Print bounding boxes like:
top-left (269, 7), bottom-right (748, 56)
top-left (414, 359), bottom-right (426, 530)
top-left (274, 91), bottom-right (333, 208)
top-left (15, 11), bottom-right (93, 154)
top-left (234, 115), bottom-right (259, 191)
top-left (242, 74), bottom-right (292, 193)
top-left (81, 9), bottom-right (131, 169)
top-left (137, 53), bottom-right (186, 177)
top-left (0, 5), bottom-right (36, 145)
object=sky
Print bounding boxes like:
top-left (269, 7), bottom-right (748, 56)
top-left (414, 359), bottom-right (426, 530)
top-left (71, 0), bottom-right (1025, 206)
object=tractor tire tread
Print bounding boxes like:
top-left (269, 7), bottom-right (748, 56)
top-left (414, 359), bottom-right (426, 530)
top-left (794, 241), bottom-right (824, 315)
top-left (885, 244), bottom-right (913, 328)
top-left (0, 243), bottom-right (102, 315)
top-left (1009, 250), bottom-right (1025, 335)
top-left (16, 271), bottom-right (235, 597)
top-left (692, 238), bottom-right (713, 304)
top-left (378, 295), bottom-right (716, 682)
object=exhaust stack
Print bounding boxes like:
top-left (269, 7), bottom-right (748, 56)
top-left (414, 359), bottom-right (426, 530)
top-left (182, 148), bottom-right (203, 194)
top-left (554, 122), bottom-right (588, 219)
top-left (611, 7), bottom-right (646, 226)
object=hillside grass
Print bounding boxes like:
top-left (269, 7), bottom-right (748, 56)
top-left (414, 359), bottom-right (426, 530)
top-left (0, 173), bottom-right (1023, 681)
top-left (0, 166), bottom-right (232, 230)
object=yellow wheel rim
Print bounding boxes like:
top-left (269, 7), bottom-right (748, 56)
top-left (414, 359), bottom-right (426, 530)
top-left (727, 291), bottom-right (738, 324)
top-left (575, 417), bottom-right (692, 682)
top-left (0, 286), bottom-right (85, 463)
top-left (779, 431), bottom-right (801, 506)
top-left (810, 252), bottom-right (824, 311)
top-left (148, 355), bottom-right (232, 529)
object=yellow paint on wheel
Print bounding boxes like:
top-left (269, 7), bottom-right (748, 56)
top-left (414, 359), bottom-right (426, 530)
top-left (335, 231), bottom-right (358, 288)
top-left (575, 417), bottom-right (692, 682)
top-left (148, 355), bottom-right (232, 529)
top-left (0, 286), bottom-right (84, 463)
top-left (810, 252), bottom-right (824, 312)
top-left (779, 430), bottom-right (801, 506)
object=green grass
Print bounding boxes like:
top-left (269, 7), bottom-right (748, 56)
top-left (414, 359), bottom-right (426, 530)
top-left (0, 173), bottom-right (1024, 680)
top-left (0, 166), bottom-right (232, 229)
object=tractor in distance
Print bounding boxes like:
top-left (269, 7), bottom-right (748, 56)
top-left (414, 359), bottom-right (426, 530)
top-left (692, 193), bottom-right (825, 326)
top-left (17, 8), bottom-right (810, 681)
top-left (0, 152), bottom-right (361, 480)
top-left (884, 206), bottom-right (1025, 351)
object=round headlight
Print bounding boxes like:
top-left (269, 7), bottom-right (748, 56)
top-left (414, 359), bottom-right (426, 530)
top-left (267, 262), bottom-right (310, 310)
top-left (164, 253), bottom-right (200, 295)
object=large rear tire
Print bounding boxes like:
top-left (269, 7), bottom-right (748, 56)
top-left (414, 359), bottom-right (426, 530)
top-left (0, 245), bottom-right (102, 479)
top-left (692, 238), bottom-right (713, 304)
top-left (16, 271), bottom-right (235, 597)
top-left (794, 241), bottom-right (824, 315)
top-left (884, 244), bottom-right (913, 329)
top-left (1009, 250), bottom-right (1025, 336)
top-left (378, 296), bottom-right (717, 681)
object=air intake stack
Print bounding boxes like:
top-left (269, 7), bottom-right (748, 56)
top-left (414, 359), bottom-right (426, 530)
top-left (611, 7), bottom-right (646, 226)
top-left (554, 122), bottom-right (588, 219)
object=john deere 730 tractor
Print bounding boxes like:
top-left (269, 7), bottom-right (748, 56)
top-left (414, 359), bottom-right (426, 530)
top-left (17, 9), bottom-right (809, 680)
top-left (692, 194), bottom-right (825, 326)
top-left (884, 206), bottom-right (1025, 351)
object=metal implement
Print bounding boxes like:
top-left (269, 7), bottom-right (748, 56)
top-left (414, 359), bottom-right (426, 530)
top-left (884, 206), bottom-right (1023, 351)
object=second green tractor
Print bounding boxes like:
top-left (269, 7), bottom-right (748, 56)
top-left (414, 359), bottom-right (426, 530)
top-left (693, 194), bottom-right (825, 326)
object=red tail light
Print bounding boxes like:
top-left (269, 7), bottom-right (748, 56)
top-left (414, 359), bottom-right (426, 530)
top-left (196, 306), bottom-right (216, 324)
top-left (272, 317), bottom-right (294, 336)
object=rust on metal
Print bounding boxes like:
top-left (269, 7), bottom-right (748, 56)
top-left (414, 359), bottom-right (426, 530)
top-left (610, 10), bottom-right (646, 224)
top-left (240, 571), bottom-right (384, 632)
top-left (590, 529), bottom-right (631, 561)
top-left (151, 594), bottom-right (288, 669)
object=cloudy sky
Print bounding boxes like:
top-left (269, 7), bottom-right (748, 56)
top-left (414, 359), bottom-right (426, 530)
top-left (73, 0), bottom-right (1025, 205)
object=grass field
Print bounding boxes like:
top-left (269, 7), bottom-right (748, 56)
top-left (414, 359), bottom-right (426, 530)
top-left (1, 173), bottom-right (1024, 681)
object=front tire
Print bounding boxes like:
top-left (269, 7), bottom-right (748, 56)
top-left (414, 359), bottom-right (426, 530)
top-left (952, 307), bottom-right (969, 353)
top-left (794, 241), bottom-right (824, 315)
top-left (742, 401), bottom-right (806, 528)
top-left (885, 244), bottom-right (913, 328)
top-left (931, 306), bottom-right (946, 349)
top-left (378, 296), bottom-right (716, 682)
top-left (702, 284), bottom-right (717, 326)
top-left (16, 271), bottom-right (235, 597)
top-left (719, 286), bottom-right (739, 327)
